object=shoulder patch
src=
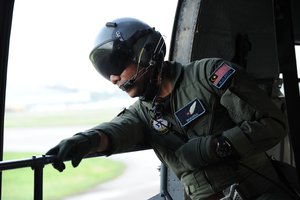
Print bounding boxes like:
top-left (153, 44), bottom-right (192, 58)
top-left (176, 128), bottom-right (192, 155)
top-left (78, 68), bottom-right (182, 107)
top-left (209, 62), bottom-right (235, 89)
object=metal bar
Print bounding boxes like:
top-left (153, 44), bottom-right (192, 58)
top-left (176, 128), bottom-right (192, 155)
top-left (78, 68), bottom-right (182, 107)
top-left (34, 166), bottom-right (43, 200)
top-left (0, 153), bottom-right (105, 200)
top-left (0, 0), bottom-right (15, 197)
top-left (0, 148), bottom-right (145, 200)
top-left (30, 156), bottom-right (45, 200)
top-left (160, 164), bottom-right (173, 200)
top-left (0, 153), bottom-right (106, 172)
top-left (273, 0), bottom-right (300, 181)
top-left (0, 155), bottom-right (53, 171)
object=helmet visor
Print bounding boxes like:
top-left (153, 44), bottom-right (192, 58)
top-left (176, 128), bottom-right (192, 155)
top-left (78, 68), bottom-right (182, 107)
top-left (89, 41), bottom-right (132, 80)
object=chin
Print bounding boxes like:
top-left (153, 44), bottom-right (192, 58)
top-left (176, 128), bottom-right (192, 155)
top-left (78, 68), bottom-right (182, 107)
top-left (124, 86), bottom-right (144, 98)
top-left (126, 89), bottom-right (138, 98)
top-left (127, 93), bottom-right (137, 98)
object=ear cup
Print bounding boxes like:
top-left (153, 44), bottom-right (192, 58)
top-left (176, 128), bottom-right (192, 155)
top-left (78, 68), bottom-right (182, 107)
top-left (133, 31), bottom-right (166, 67)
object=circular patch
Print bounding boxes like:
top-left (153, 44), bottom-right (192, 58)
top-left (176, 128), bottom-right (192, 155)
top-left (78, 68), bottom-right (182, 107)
top-left (151, 118), bottom-right (170, 134)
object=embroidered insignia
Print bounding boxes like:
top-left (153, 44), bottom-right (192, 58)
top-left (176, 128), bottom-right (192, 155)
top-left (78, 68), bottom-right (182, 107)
top-left (151, 118), bottom-right (170, 134)
top-left (189, 101), bottom-right (196, 115)
top-left (209, 62), bottom-right (235, 89)
top-left (116, 31), bottom-right (124, 41)
top-left (175, 99), bottom-right (206, 127)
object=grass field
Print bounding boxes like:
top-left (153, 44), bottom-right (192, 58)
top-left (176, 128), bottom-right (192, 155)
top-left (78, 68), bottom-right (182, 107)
top-left (4, 108), bottom-right (123, 128)
top-left (2, 152), bottom-right (125, 200)
top-left (2, 108), bottom-right (128, 200)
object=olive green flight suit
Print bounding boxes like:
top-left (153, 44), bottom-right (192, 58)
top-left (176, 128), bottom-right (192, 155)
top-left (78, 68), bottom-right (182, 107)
top-left (89, 58), bottom-right (292, 199)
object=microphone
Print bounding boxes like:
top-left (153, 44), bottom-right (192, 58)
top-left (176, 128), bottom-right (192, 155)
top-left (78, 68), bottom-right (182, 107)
top-left (119, 64), bottom-right (149, 91)
top-left (120, 55), bottom-right (155, 91)
top-left (120, 75), bottom-right (136, 91)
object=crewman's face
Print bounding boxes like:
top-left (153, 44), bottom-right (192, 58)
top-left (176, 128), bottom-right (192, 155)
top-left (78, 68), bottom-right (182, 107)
top-left (109, 63), bottom-right (146, 98)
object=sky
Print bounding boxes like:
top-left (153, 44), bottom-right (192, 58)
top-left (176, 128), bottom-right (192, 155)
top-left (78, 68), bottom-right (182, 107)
top-left (5, 0), bottom-right (300, 110)
top-left (6, 0), bottom-right (177, 109)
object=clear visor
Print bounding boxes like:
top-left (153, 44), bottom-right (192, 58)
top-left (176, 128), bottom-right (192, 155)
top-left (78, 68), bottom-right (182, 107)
top-left (89, 41), bottom-right (132, 80)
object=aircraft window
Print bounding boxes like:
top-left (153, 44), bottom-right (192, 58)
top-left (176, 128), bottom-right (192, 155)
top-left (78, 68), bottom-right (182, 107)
top-left (277, 45), bottom-right (299, 97)
top-left (3, 0), bottom-right (177, 199)
top-left (296, 46), bottom-right (300, 78)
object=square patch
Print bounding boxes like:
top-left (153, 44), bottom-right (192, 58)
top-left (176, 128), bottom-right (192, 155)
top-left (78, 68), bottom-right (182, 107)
top-left (209, 62), bottom-right (235, 89)
top-left (175, 99), bottom-right (206, 127)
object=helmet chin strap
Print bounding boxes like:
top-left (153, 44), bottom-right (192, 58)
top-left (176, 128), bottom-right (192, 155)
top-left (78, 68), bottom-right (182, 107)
top-left (120, 35), bottom-right (165, 99)
top-left (142, 37), bottom-right (166, 101)
top-left (119, 56), bottom-right (162, 100)
top-left (119, 64), bottom-right (151, 91)
top-left (140, 57), bottom-right (164, 101)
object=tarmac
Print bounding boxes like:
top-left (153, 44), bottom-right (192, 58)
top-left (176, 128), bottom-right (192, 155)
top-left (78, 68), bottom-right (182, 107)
top-left (4, 126), bottom-right (162, 200)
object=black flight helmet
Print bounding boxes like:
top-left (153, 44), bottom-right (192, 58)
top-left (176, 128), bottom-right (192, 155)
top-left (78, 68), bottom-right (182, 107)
top-left (89, 17), bottom-right (166, 81)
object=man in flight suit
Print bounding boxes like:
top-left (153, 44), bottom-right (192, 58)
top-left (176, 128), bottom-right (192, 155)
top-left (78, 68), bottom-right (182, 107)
top-left (46, 18), bottom-right (296, 199)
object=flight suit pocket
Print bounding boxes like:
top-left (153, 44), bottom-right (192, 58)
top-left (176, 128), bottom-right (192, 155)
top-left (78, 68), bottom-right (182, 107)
top-left (182, 170), bottom-right (215, 199)
top-left (204, 161), bottom-right (239, 192)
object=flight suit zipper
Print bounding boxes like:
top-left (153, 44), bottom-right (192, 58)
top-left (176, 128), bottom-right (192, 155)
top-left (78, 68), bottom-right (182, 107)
top-left (207, 95), bottom-right (217, 136)
top-left (169, 91), bottom-right (187, 138)
top-left (203, 95), bottom-right (218, 189)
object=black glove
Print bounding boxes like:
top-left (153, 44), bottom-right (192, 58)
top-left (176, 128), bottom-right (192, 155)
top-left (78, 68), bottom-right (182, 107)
top-left (175, 136), bottom-right (220, 170)
top-left (46, 131), bottom-right (101, 172)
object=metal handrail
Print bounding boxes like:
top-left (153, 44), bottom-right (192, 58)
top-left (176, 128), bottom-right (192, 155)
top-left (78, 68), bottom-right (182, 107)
top-left (0, 142), bottom-right (151, 199)
top-left (0, 155), bottom-right (54, 200)
top-left (0, 155), bottom-right (54, 171)
top-left (0, 153), bottom-right (103, 200)
top-left (0, 147), bottom-right (150, 200)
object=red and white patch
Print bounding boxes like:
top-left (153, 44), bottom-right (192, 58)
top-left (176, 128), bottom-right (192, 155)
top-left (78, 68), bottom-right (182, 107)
top-left (209, 63), bottom-right (236, 88)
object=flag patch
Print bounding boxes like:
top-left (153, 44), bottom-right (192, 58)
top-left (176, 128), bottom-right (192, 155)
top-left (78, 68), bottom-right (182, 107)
top-left (209, 63), bottom-right (235, 89)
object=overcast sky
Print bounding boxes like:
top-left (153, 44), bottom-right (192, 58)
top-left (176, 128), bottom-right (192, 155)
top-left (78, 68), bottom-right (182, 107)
top-left (6, 0), bottom-right (300, 108)
top-left (7, 0), bottom-right (177, 94)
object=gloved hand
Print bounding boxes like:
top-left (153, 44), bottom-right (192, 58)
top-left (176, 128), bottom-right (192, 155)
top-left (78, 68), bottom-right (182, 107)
top-left (175, 136), bottom-right (219, 170)
top-left (46, 131), bottom-right (101, 172)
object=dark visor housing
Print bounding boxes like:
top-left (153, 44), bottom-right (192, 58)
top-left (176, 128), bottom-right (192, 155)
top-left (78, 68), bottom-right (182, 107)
top-left (89, 18), bottom-right (152, 80)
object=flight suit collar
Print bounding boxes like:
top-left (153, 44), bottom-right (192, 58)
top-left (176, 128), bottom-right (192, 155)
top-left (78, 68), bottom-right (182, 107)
top-left (140, 61), bottom-right (183, 109)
